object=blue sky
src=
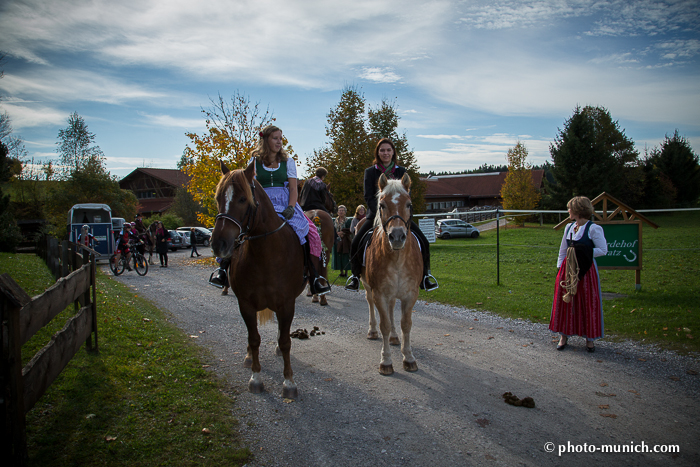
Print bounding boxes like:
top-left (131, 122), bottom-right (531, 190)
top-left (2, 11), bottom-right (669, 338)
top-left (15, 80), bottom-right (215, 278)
top-left (1, 0), bottom-right (698, 179)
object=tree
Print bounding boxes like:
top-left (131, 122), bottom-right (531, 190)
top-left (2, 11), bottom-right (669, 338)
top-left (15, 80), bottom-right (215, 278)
top-left (55, 112), bottom-right (106, 179)
top-left (0, 141), bottom-right (23, 251)
top-left (169, 187), bottom-right (201, 226)
top-left (182, 92), bottom-right (280, 226)
top-left (545, 105), bottom-right (642, 208)
top-left (643, 130), bottom-right (700, 207)
top-left (500, 142), bottom-right (541, 225)
top-left (308, 89), bottom-right (424, 212)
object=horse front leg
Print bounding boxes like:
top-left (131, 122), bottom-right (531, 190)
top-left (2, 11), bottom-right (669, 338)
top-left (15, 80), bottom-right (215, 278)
top-left (276, 302), bottom-right (297, 399)
top-left (374, 295), bottom-right (394, 375)
top-left (400, 297), bottom-right (418, 372)
top-left (240, 305), bottom-right (264, 394)
top-left (364, 282), bottom-right (379, 340)
top-left (388, 298), bottom-right (400, 346)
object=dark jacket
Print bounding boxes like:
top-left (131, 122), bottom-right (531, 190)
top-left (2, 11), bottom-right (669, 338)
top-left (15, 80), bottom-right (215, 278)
top-left (190, 230), bottom-right (196, 245)
top-left (156, 229), bottom-right (170, 254)
top-left (299, 176), bottom-right (329, 212)
top-left (364, 164), bottom-right (407, 221)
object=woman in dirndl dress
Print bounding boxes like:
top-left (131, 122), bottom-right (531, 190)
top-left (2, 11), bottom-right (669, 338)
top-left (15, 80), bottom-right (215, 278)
top-left (549, 196), bottom-right (608, 352)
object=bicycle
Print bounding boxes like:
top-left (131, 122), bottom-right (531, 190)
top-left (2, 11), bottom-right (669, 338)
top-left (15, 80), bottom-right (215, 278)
top-left (110, 246), bottom-right (148, 276)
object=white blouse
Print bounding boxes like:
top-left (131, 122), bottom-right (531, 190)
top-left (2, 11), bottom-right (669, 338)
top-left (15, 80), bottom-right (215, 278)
top-left (557, 222), bottom-right (608, 268)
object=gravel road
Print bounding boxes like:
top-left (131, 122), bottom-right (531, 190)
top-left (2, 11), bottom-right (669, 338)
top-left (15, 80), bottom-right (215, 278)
top-left (110, 249), bottom-right (700, 467)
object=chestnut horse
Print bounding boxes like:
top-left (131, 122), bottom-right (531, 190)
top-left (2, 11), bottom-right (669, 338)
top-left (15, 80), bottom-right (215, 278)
top-left (361, 173), bottom-right (422, 375)
top-left (303, 181), bottom-right (336, 306)
top-left (211, 160), bottom-right (306, 399)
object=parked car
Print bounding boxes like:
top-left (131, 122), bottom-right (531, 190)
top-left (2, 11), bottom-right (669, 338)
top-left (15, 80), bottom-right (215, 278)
top-left (436, 219), bottom-right (480, 239)
top-left (177, 231), bottom-right (191, 249)
top-left (176, 227), bottom-right (211, 246)
top-left (168, 230), bottom-right (184, 251)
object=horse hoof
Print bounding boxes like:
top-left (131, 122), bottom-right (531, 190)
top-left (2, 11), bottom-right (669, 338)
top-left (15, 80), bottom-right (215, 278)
top-left (367, 331), bottom-right (379, 340)
top-left (243, 357), bottom-right (253, 368)
top-left (379, 364), bottom-right (394, 376)
top-left (320, 296), bottom-right (328, 306)
top-left (403, 360), bottom-right (418, 372)
top-left (248, 380), bottom-right (264, 394)
top-left (282, 385), bottom-right (298, 400)
top-left (312, 295), bottom-right (319, 303)
top-left (221, 288), bottom-right (228, 296)
top-left (389, 336), bottom-right (401, 346)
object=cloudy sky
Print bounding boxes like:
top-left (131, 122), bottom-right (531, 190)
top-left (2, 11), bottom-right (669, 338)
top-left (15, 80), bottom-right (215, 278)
top-left (1, 0), bottom-right (698, 178)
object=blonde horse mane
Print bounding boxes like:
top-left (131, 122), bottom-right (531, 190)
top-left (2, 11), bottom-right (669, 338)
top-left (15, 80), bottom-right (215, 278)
top-left (373, 179), bottom-right (409, 231)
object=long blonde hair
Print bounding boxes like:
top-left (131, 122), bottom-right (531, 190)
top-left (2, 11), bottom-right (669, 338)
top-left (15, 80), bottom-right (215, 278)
top-left (251, 124), bottom-right (288, 166)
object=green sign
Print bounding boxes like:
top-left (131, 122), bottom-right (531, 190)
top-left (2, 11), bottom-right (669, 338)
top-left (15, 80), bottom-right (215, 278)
top-left (596, 223), bottom-right (640, 268)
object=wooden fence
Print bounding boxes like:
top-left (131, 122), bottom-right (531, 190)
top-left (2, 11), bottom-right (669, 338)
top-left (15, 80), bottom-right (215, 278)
top-left (0, 239), bottom-right (97, 466)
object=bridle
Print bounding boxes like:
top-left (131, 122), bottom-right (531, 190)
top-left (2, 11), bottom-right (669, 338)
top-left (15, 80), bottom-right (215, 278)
top-left (215, 179), bottom-right (287, 248)
top-left (379, 202), bottom-right (413, 233)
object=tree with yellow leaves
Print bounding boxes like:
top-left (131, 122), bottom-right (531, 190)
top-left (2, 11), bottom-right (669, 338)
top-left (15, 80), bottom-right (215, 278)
top-left (181, 92), bottom-right (291, 226)
top-left (500, 141), bottom-right (541, 226)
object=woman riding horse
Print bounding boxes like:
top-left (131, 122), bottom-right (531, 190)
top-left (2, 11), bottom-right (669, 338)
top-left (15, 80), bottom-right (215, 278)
top-left (346, 138), bottom-right (438, 292)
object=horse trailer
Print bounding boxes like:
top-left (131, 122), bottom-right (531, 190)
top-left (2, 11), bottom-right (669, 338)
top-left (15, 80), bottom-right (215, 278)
top-left (67, 203), bottom-right (114, 258)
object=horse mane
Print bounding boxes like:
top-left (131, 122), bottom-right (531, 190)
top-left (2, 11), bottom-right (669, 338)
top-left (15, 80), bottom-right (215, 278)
top-left (373, 179), bottom-right (408, 231)
top-left (215, 169), bottom-right (255, 208)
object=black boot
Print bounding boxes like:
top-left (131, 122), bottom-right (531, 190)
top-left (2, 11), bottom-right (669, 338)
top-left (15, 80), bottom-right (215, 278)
top-left (304, 242), bottom-right (330, 295)
top-left (414, 225), bottom-right (438, 291)
top-left (209, 268), bottom-right (227, 288)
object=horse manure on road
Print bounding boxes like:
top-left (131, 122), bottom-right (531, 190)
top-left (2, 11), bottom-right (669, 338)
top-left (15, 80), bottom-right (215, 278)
top-left (291, 326), bottom-right (325, 339)
top-left (502, 392), bottom-right (536, 408)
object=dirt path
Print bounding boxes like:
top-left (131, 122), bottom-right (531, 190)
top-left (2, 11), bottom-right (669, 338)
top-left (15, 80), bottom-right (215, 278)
top-left (110, 251), bottom-right (700, 467)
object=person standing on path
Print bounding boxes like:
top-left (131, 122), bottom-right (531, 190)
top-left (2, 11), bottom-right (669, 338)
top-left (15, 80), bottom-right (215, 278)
top-left (549, 196), bottom-right (608, 352)
top-left (155, 221), bottom-right (170, 267)
top-left (190, 228), bottom-right (201, 257)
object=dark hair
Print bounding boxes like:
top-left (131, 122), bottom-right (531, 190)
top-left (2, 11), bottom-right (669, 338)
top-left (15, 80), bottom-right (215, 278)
top-left (374, 138), bottom-right (397, 166)
top-left (315, 167), bottom-right (328, 178)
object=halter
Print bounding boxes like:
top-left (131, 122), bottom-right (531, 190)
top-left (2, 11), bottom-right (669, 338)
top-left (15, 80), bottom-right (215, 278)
top-left (379, 203), bottom-right (413, 233)
top-left (215, 180), bottom-right (287, 248)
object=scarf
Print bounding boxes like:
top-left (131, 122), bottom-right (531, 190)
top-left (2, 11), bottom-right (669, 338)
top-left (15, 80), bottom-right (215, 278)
top-left (376, 161), bottom-right (396, 178)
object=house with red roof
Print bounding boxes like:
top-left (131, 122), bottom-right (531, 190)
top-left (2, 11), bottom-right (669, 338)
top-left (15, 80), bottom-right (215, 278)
top-left (119, 168), bottom-right (190, 217)
top-left (423, 170), bottom-right (545, 212)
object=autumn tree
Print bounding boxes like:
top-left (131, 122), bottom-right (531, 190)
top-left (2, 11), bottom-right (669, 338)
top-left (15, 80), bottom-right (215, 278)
top-left (500, 141), bottom-right (541, 225)
top-left (55, 112), bottom-right (106, 179)
top-left (182, 92), bottom-right (285, 226)
top-left (545, 105), bottom-right (642, 208)
top-left (307, 89), bottom-right (423, 213)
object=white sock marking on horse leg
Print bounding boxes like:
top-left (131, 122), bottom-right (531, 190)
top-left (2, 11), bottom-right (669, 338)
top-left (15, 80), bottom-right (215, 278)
top-left (249, 372), bottom-right (262, 385)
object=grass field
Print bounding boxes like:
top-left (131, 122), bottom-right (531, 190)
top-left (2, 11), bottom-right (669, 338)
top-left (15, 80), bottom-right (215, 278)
top-left (325, 210), bottom-right (700, 353)
top-left (0, 254), bottom-right (250, 467)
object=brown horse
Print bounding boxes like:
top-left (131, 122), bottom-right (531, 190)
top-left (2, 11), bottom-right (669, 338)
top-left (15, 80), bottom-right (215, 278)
top-left (134, 218), bottom-right (157, 264)
top-left (361, 173), bottom-right (423, 375)
top-left (303, 181), bottom-right (336, 306)
top-left (211, 160), bottom-right (306, 399)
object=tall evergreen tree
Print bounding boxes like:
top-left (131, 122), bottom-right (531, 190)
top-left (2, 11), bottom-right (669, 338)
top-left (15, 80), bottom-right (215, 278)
top-left (546, 105), bottom-right (641, 208)
top-left (644, 130), bottom-right (700, 207)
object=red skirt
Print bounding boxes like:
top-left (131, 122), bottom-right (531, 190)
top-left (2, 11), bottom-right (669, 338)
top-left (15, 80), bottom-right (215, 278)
top-left (549, 259), bottom-right (604, 340)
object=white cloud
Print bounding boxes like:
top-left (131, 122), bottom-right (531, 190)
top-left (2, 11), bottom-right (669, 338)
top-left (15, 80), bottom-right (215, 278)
top-left (359, 67), bottom-right (401, 83)
top-left (0, 100), bottom-right (65, 129)
top-left (138, 112), bottom-right (204, 129)
top-left (416, 134), bottom-right (466, 140)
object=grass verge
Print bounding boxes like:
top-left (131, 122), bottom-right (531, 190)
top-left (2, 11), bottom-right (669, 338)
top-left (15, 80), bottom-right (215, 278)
top-left (326, 211), bottom-right (700, 354)
top-left (0, 253), bottom-right (250, 467)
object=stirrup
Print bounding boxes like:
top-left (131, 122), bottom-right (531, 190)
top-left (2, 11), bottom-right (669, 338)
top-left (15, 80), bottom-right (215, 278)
top-left (208, 268), bottom-right (227, 288)
top-left (344, 275), bottom-right (360, 292)
top-left (311, 276), bottom-right (331, 296)
top-left (421, 274), bottom-right (439, 291)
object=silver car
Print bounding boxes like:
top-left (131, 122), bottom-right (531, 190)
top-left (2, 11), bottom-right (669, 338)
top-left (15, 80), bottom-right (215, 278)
top-left (436, 219), bottom-right (480, 239)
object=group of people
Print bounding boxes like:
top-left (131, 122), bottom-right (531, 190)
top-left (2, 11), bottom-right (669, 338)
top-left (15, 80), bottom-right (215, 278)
top-left (111, 218), bottom-right (173, 270)
top-left (200, 124), bottom-right (608, 353)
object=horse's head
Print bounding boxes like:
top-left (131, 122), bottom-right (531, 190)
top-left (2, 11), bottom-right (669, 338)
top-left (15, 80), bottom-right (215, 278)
top-left (374, 173), bottom-right (413, 250)
top-left (211, 160), bottom-right (257, 258)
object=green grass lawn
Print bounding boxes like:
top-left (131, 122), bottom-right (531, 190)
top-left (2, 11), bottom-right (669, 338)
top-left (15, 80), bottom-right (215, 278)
top-left (326, 211), bottom-right (700, 353)
top-left (1, 253), bottom-right (250, 467)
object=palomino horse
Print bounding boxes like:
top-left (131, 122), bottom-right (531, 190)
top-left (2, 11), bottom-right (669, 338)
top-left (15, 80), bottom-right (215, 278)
top-left (211, 160), bottom-right (306, 399)
top-left (303, 182), bottom-right (336, 306)
top-left (361, 173), bottom-right (422, 375)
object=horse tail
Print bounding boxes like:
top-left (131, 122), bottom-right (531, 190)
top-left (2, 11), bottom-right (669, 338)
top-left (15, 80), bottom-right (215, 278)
top-left (257, 308), bottom-right (275, 325)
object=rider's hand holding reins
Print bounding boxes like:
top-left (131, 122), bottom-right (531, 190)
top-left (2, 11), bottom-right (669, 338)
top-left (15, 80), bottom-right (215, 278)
top-left (282, 206), bottom-right (295, 220)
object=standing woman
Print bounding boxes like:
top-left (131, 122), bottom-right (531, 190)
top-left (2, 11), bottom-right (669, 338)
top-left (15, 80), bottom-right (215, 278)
top-left (350, 204), bottom-right (366, 236)
top-left (332, 205), bottom-right (352, 277)
top-left (155, 221), bottom-right (170, 267)
top-left (550, 196), bottom-right (608, 352)
top-left (346, 138), bottom-right (438, 291)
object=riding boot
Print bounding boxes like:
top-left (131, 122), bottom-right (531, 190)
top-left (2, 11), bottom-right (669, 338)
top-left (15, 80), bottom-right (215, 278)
top-left (415, 230), bottom-right (438, 291)
top-left (304, 241), bottom-right (330, 295)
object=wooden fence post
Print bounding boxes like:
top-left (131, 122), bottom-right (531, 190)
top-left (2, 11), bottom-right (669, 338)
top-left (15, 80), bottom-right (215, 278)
top-left (0, 275), bottom-right (32, 467)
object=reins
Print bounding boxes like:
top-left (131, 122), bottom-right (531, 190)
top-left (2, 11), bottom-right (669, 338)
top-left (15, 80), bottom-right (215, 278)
top-left (379, 203), bottom-right (413, 234)
top-left (215, 180), bottom-right (287, 248)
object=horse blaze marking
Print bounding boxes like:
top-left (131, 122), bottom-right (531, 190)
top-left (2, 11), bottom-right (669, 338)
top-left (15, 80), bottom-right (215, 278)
top-left (392, 192), bottom-right (401, 206)
top-left (225, 185), bottom-right (234, 213)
